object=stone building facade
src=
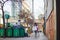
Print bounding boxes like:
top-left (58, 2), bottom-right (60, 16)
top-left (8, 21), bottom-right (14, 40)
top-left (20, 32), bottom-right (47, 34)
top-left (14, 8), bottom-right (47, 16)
top-left (44, 0), bottom-right (56, 40)
top-left (46, 10), bottom-right (56, 40)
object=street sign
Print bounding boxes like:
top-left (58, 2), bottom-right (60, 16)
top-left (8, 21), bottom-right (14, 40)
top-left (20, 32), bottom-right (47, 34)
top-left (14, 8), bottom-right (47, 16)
top-left (5, 14), bottom-right (10, 19)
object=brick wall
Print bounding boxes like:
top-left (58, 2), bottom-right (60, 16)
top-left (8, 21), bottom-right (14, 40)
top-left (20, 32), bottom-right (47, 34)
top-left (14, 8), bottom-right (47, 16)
top-left (46, 10), bottom-right (55, 40)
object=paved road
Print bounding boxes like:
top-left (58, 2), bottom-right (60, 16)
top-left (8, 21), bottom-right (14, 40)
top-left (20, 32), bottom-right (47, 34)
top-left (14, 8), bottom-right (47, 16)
top-left (0, 32), bottom-right (48, 40)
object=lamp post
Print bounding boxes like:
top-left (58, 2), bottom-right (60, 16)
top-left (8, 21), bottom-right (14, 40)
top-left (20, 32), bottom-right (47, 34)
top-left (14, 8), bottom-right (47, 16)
top-left (43, 15), bottom-right (46, 35)
top-left (0, 0), bottom-right (9, 28)
top-left (32, 0), bottom-right (34, 25)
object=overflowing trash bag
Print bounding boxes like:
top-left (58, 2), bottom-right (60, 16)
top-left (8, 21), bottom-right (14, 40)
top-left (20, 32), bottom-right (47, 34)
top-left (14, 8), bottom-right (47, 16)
top-left (6, 23), bottom-right (14, 28)
top-left (10, 23), bottom-right (14, 28)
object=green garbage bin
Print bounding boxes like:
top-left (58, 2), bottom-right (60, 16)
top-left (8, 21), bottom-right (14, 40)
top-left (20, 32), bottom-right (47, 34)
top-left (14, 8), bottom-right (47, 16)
top-left (13, 28), bottom-right (19, 37)
top-left (0, 28), bottom-right (5, 37)
top-left (19, 28), bottom-right (25, 37)
top-left (6, 28), bottom-right (12, 37)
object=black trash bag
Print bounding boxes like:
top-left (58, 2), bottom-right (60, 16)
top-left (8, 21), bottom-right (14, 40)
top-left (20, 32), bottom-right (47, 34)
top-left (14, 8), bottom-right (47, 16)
top-left (24, 33), bottom-right (28, 37)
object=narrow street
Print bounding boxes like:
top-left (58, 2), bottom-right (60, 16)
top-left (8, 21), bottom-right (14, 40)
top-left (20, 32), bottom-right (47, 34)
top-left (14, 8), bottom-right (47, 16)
top-left (0, 0), bottom-right (56, 40)
top-left (0, 32), bottom-right (48, 40)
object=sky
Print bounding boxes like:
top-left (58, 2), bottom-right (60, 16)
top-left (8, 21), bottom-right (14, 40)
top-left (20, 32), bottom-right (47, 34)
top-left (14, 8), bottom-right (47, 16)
top-left (0, 0), bottom-right (44, 19)
top-left (0, 1), bottom-right (12, 15)
top-left (4, 1), bottom-right (12, 15)
top-left (25, 0), bottom-right (44, 19)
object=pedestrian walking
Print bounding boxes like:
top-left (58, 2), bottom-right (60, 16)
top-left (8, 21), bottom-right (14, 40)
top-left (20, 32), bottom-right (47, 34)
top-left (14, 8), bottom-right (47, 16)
top-left (32, 23), bottom-right (38, 37)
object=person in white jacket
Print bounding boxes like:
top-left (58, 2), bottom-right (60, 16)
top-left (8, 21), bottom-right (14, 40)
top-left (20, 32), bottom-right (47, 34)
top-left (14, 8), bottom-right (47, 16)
top-left (32, 23), bottom-right (38, 37)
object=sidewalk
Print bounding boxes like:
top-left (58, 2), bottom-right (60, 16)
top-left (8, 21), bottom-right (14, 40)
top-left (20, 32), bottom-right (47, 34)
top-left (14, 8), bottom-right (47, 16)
top-left (0, 32), bottom-right (48, 40)
top-left (30, 32), bottom-right (48, 40)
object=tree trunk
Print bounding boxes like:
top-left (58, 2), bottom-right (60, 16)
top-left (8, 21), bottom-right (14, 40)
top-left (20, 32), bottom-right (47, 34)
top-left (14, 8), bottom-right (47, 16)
top-left (2, 6), bottom-right (5, 28)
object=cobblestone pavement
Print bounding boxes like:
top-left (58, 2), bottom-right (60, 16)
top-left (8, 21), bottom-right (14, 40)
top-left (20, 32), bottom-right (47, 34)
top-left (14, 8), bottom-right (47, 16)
top-left (0, 32), bottom-right (48, 40)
